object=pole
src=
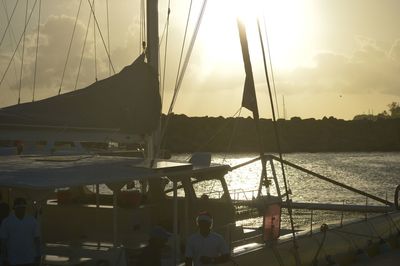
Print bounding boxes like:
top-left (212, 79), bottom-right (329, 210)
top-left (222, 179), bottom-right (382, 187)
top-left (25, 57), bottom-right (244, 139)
top-left (173, 180), bottom-right (178, 264)
top-left (146, 0), bottom-right (160, 163)
top-left (113, 190), bottom-right (118, 247)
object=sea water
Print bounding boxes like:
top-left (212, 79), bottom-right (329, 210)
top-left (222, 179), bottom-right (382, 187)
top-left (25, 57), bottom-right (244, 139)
top-left (173, 152), bottom-right (400, 229)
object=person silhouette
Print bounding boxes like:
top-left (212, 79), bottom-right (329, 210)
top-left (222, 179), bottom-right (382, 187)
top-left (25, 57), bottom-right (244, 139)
top-left (185, 211), bottom-right (230, 266)
top-left (0, 198), bottom-right (41, 266)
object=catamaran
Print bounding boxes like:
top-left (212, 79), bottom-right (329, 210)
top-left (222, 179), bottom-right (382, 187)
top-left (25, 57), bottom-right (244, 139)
top-left (0, 1), bottom-right (399, 265)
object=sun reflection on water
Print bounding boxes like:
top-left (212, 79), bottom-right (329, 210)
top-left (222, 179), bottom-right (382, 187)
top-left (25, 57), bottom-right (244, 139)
top-left (174, 152), bottom-right (400, 228)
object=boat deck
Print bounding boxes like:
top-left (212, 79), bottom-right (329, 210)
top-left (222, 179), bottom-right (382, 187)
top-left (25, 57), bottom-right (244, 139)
top-left (356, 250), bottom-right (400, 266)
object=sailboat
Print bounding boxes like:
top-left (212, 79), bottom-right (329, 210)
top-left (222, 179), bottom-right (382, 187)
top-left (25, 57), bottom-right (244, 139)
top-left (0, 1), bottom-right (400, 265)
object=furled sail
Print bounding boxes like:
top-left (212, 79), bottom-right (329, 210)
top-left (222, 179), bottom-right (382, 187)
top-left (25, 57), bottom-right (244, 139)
top-left (0, 54), bottom-right (161, 135)
top-left (237, 19), bottom-right (259, 119)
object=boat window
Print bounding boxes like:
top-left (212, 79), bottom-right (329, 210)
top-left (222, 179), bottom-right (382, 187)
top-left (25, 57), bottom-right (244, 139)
top-left (192, 179), bottom-right (224, 199)
top-left (164, 181), bottom-right (186, 197)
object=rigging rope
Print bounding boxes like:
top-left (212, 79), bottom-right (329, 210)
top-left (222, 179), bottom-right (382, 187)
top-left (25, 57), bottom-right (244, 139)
top-left (18, 0), bottom-right (29, 104)
top-left (0, 0), bottom-right (19, 49)
top-left (170, 0), bottom-right (207, 110)
top-left (93, 0), bottom-right (97, 81)
top-left (157, 0), bottom-right (193, 155)
top-left (0, 0), bottom-right (38, 90)
top-left (74, 0), bottom-right (93, 91)
top-left (139, 0), bottom-right (146, 53)
top-left (158, 0), bottom-right (208, 158)
top-left (183, 107), bottom-right (242, 162)
top-left (262, 15), bottom-right (280, 119)
top-left (222, 107), bottom-right (242, 163)
top-left (32, 0), bottom-right (41, 102)
top-left (161, 0), bottom-right (171, 103)
top-left (311, 224), bottom-right (328, 265)
top-left (106, 0), bottom-right (111, 76)
top-left (256, 18), bottom-right (301, 265)
top-left (1, 0), bottom-right (20, 92)
top-left (139, 0), bottom-right (142, 53)
top-left (87, 0), bottom-right (115, 75)
top-left (58, 0), bottom-right (83, 95)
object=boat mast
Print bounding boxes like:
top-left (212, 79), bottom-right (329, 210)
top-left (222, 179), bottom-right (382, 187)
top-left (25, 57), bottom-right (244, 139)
top-left (146, 0), bottom-right (159, 73)
top-left (146, 0), bottom-right (160, 161)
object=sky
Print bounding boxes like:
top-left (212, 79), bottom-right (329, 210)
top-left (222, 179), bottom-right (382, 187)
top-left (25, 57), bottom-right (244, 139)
top-left (1, 0), bottom-right (400, 120)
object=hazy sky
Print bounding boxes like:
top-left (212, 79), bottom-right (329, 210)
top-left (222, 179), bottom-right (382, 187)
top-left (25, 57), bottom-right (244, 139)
top-left (1, 0), bottom-right (400, 120)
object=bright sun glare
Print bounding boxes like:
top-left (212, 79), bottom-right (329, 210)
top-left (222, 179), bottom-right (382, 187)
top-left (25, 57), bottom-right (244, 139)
top-left (201, 0), bottom-right (308, 69)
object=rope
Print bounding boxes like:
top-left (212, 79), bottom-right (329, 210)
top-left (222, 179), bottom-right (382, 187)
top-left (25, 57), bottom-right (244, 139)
top-left (106, 0), bottom-right (111, 76)
top-left (18, 0), bottom-right (29, 104)
top-left (87, 0), bottom-right (115, 75)
top-left (92, 0), bottom-right (97, 81)
top-left (256, 17), bottom-right (301, 265)
top-left (365, 219), bottom-right (383, 239)
top-left (1, 0), bottom-right (22, 60)
top-left (183, 107), bottom-right (243, 162)
top-left (331, 228), bottom-right (380, 240)
top-left (262, 15), bottom-right (280, 119)
top-left (162, 0), bottom-right (207, 141)
top-left (74, 0), bottom-right (93, 91)
top-left (139, 0), bottom-right (146, 53)
top-left (58, 0), bottom-right (83, 95)
top-left (168, 0), bottom-right (193, 114)
top-left (156, 0), bottom-right (193, 156)
top-left (0, 0), bottom-right (19, 48)
top-left (311, 224), bottom-right (328, 265)
top-left (331, 229), bottom-right (359, 250)
top-left (0, 0), bottom-right (38, 90)
top-left (161, 0), bottom-right (171, 103)
top-left (386, 213), bottom-right (400, 232)
top-left (222, 107), bottom-right (242, 163)
top-left (269, 242), bottom-right (285, 266)
top-left (169, 0), bottom-right (208, 114)
top-left (32, 0), bottom-right (41, 102)
top-left (1, 0), bottom-right (21, 89)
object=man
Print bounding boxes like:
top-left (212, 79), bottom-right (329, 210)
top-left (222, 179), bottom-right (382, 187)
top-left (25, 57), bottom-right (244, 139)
top-left (0, 198), bottom-right (41, 266)
top-left (185, 212), bottom-right (230, 266)
top-left (137, 226), bottom-right (171, 266)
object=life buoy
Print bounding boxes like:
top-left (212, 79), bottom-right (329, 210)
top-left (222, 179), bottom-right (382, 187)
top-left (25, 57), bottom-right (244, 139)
top-left (395, 185), bottom-right (400, 210)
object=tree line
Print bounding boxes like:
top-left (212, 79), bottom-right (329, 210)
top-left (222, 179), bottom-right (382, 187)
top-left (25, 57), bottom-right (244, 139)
top-left (162, 114), bottom-right (400, 153)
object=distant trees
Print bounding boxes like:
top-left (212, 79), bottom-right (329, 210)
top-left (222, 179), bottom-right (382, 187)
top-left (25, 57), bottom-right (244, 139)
top-left (388, 102), bottom-right (400, 118)
top-left (353, 102), bottom-right (400, 120)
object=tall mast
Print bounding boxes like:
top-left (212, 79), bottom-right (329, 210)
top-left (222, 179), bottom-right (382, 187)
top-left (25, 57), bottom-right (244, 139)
top-left (146, 0), bottom-right (160, 161)
top-left (146, 0), bottom-right (159, 72)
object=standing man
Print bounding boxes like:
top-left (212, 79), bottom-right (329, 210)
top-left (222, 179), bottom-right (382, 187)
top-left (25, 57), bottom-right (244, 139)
top-left (185, 211), bottom-right (230, 266)
top-left (0, 198), bottom-right (41, 266)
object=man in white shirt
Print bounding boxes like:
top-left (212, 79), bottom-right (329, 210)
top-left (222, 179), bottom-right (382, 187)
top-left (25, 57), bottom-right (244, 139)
top-left (185, 211), bottom-right (230, 266)
top-left (0, 198), bottom-right (40, 266)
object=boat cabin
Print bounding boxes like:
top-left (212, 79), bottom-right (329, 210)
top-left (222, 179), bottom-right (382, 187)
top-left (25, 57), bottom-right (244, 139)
top-left (0, 154), bottom-right (235, 264)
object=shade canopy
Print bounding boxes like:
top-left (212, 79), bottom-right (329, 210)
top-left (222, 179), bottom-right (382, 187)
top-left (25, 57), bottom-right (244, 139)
top-left (0, 155), bottom-right (230, 190)
top-left (0, 55), bottom-right (161, 135)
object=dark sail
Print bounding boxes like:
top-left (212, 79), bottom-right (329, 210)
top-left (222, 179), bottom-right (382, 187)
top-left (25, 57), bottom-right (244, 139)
top-left (0, 55), bottom-right (161, 135)
top-left (237, 19), bottom-right (259, 118)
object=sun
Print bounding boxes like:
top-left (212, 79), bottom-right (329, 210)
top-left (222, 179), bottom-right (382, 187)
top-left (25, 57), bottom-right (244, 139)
top-left (198, 0), bottom-right (309, 70)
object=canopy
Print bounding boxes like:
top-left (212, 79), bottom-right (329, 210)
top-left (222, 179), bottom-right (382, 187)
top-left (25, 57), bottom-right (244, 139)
top-left (0, 55), bottom-right (161, 135)
top-left (0, 155), bottom-right (230, 190)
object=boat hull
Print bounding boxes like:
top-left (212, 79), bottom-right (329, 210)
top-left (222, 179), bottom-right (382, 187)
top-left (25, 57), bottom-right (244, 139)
top-left (232, 211), bottom-right (400, 265)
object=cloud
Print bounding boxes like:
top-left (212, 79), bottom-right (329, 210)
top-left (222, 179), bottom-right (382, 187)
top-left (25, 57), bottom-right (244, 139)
top-left (276, 37), bottom-right (400, 96)
top-left (0, 13), bottom-right (141, 106)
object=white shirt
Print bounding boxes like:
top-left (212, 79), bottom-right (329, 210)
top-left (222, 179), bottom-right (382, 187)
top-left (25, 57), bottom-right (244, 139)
top-left (185, 232), bottom-right (229, 266)
top-left (0, 213), bottom-right (40, 265)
